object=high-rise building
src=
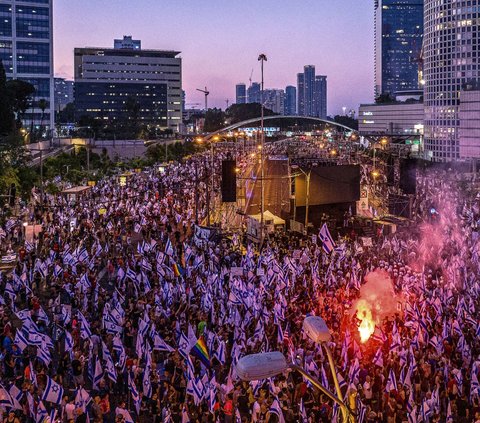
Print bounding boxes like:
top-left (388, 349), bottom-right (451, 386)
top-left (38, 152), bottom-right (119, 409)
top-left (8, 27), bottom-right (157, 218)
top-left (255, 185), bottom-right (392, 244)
top-left (54, 78), bottom-right (74, 111)
top-left (297, 73), bottom-right (305, 116)
top-left (263, 89), bottom-right (285, 115)
top-left (314, 75), bottom-right (327, 119)
top-left (374, 0), bottom-right (423, 98)
top-left (285, 85), bottom-right (296, 115)
top-left (303, 65), bottom-right (316, 116)
top-left (0, 0), bottom-right (54, 132)
top-left (423, 0), bottom-right (480, 160)
top-left (114, 35), bottom-right (141, 50)
top-left (74, 36), bottom-right (182, 130)
top-left (247, 82), bottom-right (261, 104)
top-left (297, 66), bottom-right (327, 118)
top-left (235, 83), bottom-right (246, 104)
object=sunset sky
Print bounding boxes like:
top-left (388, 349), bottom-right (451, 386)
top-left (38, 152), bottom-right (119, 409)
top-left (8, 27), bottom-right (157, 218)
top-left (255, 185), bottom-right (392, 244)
top-left (54, 0), bottom-right (374, 115)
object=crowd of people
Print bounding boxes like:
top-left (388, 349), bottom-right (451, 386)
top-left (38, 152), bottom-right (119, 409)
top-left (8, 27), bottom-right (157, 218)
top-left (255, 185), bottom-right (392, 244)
top-left (0, 148), bottom-right (479, 423)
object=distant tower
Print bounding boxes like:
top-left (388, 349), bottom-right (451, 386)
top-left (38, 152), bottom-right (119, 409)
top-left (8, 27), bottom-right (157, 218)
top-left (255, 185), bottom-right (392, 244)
top-left (303, 65), bottom-right (316, 116)
top-left (297, 73), bottom-right (305, 116)
top-left (314, 76), bottom-right (327, 119)
top-left (235, 83), bottom-right (247, 104)
top-left (285, 86), bottom-right (297, 115)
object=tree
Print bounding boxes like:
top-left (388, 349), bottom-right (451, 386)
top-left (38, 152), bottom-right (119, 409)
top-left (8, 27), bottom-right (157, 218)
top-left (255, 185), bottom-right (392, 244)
top-left (6, 79), bottom-right (35, 130)
top-left (0, 60), bottom-right (14, 136)
top-left (204, 108), bottom-right (225, 132)
top-left (56, 102), bottom-right (75, 124)
top-left (375, 93), bottom-right (394, 104)
top-left (333, 115), bottom-right (358, 130)
top-left (225, 103), bottom-right (276, 124)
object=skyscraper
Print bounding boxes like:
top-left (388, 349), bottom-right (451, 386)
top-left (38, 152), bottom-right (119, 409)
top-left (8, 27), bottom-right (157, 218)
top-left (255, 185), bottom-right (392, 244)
top-left (424, 0), bottom-right (480, 160)
top-left (235, 83), bottom-right (246, 104)
top-left (314, 75), bottom-right (327, 119)
top-left (54, 78), bottom-right (74, 111)
top-left (297, 73), bottom-right (305, 116)
top-left (303, 65), bottom-right (316, 116)
top-left (0, 0), bottom-right (54, 132)
top-left (285, 85), bottom-right (296, 115)
top-left (74, 36), bottom-right (182, 130)
top-left (374, 0), bottom-right (423, 98)
top-left (297, 66), bottom-right (326, 118)
top-left (247, 82), bottom-right (261, 104)
top-left (263, 89), bottom-right (285, 115)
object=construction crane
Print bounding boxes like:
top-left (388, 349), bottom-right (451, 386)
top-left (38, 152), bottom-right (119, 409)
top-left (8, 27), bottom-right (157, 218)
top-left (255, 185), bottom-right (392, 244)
top-left (225, 99), bottom-right (229, 109)
top-left (196, 86), bottom-right (209, 110)
top-left (248, 68), bottom-right (254, 87)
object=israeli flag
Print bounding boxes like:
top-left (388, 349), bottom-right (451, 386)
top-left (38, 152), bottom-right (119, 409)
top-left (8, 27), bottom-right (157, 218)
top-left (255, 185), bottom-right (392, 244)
top-left (319, 223), bottom-right (336, 254)
top-left (41, 376), bottom-right (64, 405)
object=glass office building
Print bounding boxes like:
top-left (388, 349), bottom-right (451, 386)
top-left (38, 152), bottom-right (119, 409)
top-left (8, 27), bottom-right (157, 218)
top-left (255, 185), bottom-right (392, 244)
top-left (424, 0), bottom-right (480, 161)
top-left (235, 83), bottom-right (246, 104)
top-left (374, 0), bottom-right (423, 98)
top-left (0, 0), bottom-right (54, 133)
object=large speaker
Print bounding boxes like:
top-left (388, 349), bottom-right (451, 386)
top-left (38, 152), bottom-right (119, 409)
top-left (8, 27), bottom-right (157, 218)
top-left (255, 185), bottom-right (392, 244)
top-left (221, 160), bottom-right (237, 202)
top-left (399, 159), bottom-right (417, 194)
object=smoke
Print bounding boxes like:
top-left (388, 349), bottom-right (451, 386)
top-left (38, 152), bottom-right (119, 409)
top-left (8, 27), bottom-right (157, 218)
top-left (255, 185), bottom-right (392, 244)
top-left (351, 270), bottom-right (403, 341)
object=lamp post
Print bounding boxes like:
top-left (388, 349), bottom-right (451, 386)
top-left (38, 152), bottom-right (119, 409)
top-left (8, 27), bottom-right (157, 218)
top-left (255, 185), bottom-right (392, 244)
top-left (236, 350), bottom-right (356, 423)
top-left (258, 53), bottom-right (267, 244)
top-left (291, 164), bottom-right (312, 233)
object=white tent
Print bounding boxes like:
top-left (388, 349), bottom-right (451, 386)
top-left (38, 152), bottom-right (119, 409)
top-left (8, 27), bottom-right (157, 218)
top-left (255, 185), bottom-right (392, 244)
top-left (249, 210), bottom-right (285, 226)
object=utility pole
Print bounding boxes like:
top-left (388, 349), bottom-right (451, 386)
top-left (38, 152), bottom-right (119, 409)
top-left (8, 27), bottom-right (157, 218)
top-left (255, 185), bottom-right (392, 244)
top-left (305, 169), bottom-right (311, 233)
top-left (258, 54), bottom-right (267, 244)
top-left (205, 156), bottom-right (210, 226)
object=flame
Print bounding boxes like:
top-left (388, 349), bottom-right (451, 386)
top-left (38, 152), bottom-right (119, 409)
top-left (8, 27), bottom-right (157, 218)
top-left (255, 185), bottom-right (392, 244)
top-left (356, 300), bottom-right (375, 343)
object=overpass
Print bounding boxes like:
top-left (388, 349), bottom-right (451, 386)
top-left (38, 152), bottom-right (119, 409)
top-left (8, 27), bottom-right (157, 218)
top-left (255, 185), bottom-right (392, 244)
top-left (204, 115), bottom-right (357, 140)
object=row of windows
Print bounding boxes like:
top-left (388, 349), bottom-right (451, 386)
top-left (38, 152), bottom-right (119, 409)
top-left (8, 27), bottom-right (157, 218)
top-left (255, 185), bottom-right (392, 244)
top-left (83, 61), bottom-right (179, 68)
top-left (15, 6), bottom-right (49, 16)
top-left (83, 69), bottom-right (180, 75)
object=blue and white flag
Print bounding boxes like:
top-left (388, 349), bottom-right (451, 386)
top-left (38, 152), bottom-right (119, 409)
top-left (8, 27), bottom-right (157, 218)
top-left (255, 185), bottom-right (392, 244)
top-left (269, 397), bottom-right (285, 423)
top-left (386, 368), bottom-right (398, 393)
top-left (41, 376), bottom-right (64, 405)
top-left (0, 385), bottom-right (13, 408)
top-left (93, 357), bottom-right (103, 389)
top-left (8, 384), bottom-right (23, 410)
top-left (74, 388), bottom-right (91, 413)
top-left (78, 311), bottom-right (92, 339)
top-left (319, 223), bottom-right (336, 254)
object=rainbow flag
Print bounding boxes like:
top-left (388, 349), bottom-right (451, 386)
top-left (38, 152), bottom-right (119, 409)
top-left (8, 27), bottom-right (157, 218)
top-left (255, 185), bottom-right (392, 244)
top-left (172, 262), bottom-right (185, 277)
top-left (190, 336), bottom-right (211, 368)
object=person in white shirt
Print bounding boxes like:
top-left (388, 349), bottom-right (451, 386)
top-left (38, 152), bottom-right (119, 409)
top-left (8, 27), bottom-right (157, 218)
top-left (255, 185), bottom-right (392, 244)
top-left (363, 375), bottom-right (373, 404)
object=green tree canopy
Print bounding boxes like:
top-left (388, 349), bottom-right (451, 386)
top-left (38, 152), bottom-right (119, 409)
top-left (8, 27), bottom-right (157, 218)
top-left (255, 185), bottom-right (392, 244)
top-left (225, 103), bottom-right (276, 125)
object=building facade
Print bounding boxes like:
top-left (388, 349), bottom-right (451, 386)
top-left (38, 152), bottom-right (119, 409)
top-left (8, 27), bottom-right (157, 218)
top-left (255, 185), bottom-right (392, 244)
top-left (0, 0), bottom-right (54, 132)
top-left (314, 75), bottom-right (327, 119)
top-left (358, 101), bottom-right (424, 135)
top-left (297, 66), bottom-right (327, 118)
top-left (285, 85), bottom-right (296, 115)
top-left (374, 0), bottom-right (423, 98)
top-left (114, 36), bottom-right (140, 50)
top-left (423, 0), bottom-right (480, 160)
top-left (74, 36), bottom-right (182, 131)
top-left (303, 65), bottom-right (315, 116)
top-left (235, 83), bottom-right (246, 104)
top-left (458, 89), bottom-right (480, 159)
top-left (247, 82), bottom-right (261, 104)
top-left (296, 73), bottom-right (304, 116)
top-left (263, 89), bottom-right (285, 115)
top-left (54, 77), bottom-right (74, 111)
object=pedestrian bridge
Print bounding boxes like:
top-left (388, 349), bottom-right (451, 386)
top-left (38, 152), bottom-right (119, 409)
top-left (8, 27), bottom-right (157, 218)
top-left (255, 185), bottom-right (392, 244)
top-left (204, 115), bottom-right (357, 140)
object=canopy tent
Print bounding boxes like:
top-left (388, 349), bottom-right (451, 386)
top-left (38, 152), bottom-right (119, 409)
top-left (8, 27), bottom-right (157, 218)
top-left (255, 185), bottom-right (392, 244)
top-left (249, 210), bottom-right (285, 226)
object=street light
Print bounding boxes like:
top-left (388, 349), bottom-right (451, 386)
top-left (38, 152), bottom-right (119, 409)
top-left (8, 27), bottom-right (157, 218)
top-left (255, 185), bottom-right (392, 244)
top-left (236, 351), bottom-right (355, 423)
top-left (291, 164), bottom-right (312, 232)
top-left (258, 53), bottom-right (267, 244)
top-left (303, 316), bottom-right (356, 423)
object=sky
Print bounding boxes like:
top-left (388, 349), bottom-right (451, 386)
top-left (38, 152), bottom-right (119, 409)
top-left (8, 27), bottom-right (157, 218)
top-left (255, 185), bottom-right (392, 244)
top-left (54, 0), bottom-right (374, 116)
